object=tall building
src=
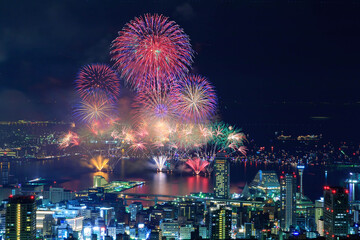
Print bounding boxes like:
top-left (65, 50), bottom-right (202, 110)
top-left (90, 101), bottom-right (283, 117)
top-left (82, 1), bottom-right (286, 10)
top-left (280, 174), bottom-right (296, 231)
top-left (315, 198), bottom-right (324, 236)
top-left (5, 195), bottom-right (36, 240)
top-left (297, 165), bottom-right (305, 198)
top-left (323, 186), bottom-right (349, 239)
top-left (213, 153), bottom-right (230, 199)
top-left (209, 205), bottom-right (231, 240)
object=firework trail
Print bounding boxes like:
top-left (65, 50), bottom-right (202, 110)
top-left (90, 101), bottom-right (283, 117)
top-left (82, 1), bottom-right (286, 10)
top-left (186, 157), bottom-right (209, 175)
top-left (75, 64), bottom-right (120, 101)
top-left (153, 155), bottom-right (168, 171)
top-left (238, 146), bottom-right (248, 156)
top-left (90, 155), bottom-right (109, 171)
top-left (111, 13), bottom-right (194, 91)
top-left (59, 131), bottom-right (79, 149)
top-left (73, 93), bottom-right (115, 125)
top-left (172, 75), bottom-right (217, 123)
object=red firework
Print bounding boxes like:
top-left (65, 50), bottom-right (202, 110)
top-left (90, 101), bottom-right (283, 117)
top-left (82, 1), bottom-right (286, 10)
top-left (186, 157), bottom-right (210, 175)
top-left (75, 64), bottom-right (120, 101)
top-left (59, 131), bottom-right (79, 149)
top-left (111, 13), bottom-right (194, 91)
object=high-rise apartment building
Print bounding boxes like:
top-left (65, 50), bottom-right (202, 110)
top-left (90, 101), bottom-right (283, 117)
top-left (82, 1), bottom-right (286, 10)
top-left (213, 153), bottom-right (230, 199)
top-left (323, 186), bottom-right (349, 239)
top-left (5, 195), bottom-right (36, 240)
top-left (280, 174), bottom-right (296, 231)
top-left (209, 205), bottom-right (231, 240)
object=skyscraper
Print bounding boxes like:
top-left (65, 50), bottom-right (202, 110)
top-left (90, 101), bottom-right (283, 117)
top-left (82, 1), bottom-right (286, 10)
top-left (297, 165), bottom-right (305, 198)
top-left (280, 174), bottom-right (296, 231)
top-left (323, 186), bottom-right (349, 239)
top-left (209, 205), bottom-right (231, 240)
top-left (213, 153), bottom-right (230, 199)
top-left (5, 195), bottom-right (36, 240)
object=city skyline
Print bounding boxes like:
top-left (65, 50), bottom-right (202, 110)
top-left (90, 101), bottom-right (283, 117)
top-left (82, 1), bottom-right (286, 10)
top-left (1, 0), bottom-right (360, 239)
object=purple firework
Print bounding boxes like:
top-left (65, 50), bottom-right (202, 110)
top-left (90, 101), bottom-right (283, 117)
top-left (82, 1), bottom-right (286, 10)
top-left (75, 64), bottom-right (120, 101)
top-left (132, 88), bottom-right (176, 123)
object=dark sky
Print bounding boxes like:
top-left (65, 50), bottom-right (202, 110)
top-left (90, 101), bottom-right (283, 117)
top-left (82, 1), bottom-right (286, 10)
top-left (1, 0), bottom-right (360, 140)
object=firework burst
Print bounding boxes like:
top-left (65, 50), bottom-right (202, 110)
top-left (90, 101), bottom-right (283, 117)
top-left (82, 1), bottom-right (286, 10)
top-left (58, 131), bottom-right (79, 149)
top-left (130, 141), bottom-right (147, 152)
top-left (75, 64), bottom-right (120, 101)
top-left (186, 157), bottom-right (209, 175)
top-left (172, 75), bottom-right (217, 123)
top-left (111, 13), bottom-right (194, 90)
top-left (73, 93), bottom-right (115, 124)
top-left (133, 88), bottom-right (176, 123)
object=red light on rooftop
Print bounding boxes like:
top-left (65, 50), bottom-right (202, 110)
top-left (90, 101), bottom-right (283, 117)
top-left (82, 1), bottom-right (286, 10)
top-left (30, 196), bottom-right (34, 200)
top-left (332, 190), bottom-right (336, 194)
top-left (345, 189), bottom-right (349, 194)
top-left (9, 194), bottom-right (13, 198)
top-left (347, 210), bottom-right (349, 213)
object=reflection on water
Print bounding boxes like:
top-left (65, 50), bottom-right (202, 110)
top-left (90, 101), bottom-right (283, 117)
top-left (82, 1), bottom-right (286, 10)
top-left (1, 157), bottom-right (353, 202)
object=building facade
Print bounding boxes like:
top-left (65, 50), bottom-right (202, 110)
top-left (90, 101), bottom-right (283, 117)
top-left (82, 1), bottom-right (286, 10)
top-left (280, 174), bottom-right (296, 231)
top-left (209, 205), bottom-right (231, 240)
top-left (213, 153), bottom-right (230, 199)
top-left (323, 186), bottom-right (349, 239)
top-left (5, 195), bottom-right (36, 240)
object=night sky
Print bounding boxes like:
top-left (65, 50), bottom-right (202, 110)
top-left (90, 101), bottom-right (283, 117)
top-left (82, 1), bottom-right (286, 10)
top-left (1, 0), bottom-right (360, 140)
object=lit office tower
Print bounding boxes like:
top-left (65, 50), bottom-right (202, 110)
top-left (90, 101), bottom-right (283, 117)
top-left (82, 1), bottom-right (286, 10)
top-left (5, 195), bottom-right (36, 240)
top-left (280, 174), bottom-right (296, 231)
top-left (213, 153), bottom-right (230, 199)
top-left (323, 186), bottom-right (349, 239)
top-left (209, 205), bottom-right (232, 240)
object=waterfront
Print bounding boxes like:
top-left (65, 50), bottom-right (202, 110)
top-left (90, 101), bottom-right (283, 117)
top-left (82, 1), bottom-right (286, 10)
top-left (4, 157), bottom-right (356, 202)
